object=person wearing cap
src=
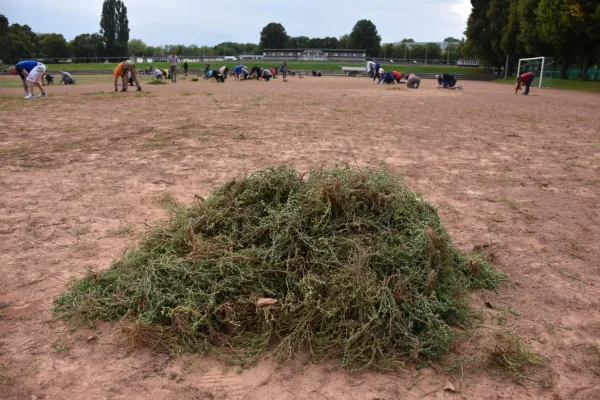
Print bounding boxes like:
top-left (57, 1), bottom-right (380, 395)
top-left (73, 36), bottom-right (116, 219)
top-left (9, 60), bottom-right (48, 99)
top-left (114, 60), bottom-right (142, 92)
top-left (515, 71), bottom-right (534, 95)
top-left (167, 51), bottom-right (179, 83)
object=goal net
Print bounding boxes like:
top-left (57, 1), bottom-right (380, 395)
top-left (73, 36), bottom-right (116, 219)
top-left (517, 57), bottom-right (554, 88)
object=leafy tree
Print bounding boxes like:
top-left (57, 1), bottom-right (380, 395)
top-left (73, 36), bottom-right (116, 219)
top-left (289, 36), bottom-right (310, 48)
top-left (339, 34), bottom-right (351, 49)
top-left (464, 0), bottom-right (504, 67)
top-left (128, 38), bottom-right (146, 55)
top-left (381, 43), bottom-right (394, 59)
top-left (259, 23), bottom-right (289, 49)
top-left (38, 33), bottom-right (70, 58)
top-left (444, 36), bottom-right (461, 43)
top-left (100, 0), bottom-right (129, 56)
top-left (323, 37), bottom-right (339, 49)
top-left (391, 43), bottom-right (408, 60)
top-left (116, 0), bottom-right (130, 55)
top-left (0, 14), bottom-right (8, 36)
top-left (70, 33), bottom-right (104, 58)
top-left (349, 19), bottom-right (381, 57)
top-left (401, 38), bottom-right (415, 43)
top-left (425, 43), bottom-right (442, 60)
top-left (409, 44), bottom-right (427, 59)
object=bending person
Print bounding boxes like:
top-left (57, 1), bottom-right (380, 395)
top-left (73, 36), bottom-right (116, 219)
top-left (515, 71), bottom-right (534, 95)
top-left (8, 60), bottom-right (48, 98)
top-left (114, 60), bottom-right (142, 92)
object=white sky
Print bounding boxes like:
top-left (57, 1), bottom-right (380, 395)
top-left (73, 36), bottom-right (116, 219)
top-left (2, 0), bottom-right (472, 46)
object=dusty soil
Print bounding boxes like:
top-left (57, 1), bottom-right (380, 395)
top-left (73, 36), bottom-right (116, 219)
top-left (1, 76), bottom-right (599, 400)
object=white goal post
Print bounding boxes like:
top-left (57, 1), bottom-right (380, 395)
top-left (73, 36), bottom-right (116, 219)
top-left (517, 57), bottom-right (548, 88)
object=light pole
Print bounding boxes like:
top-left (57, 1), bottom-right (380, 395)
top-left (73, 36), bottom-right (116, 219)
top-left (404, 44), bottom-right (407, 62)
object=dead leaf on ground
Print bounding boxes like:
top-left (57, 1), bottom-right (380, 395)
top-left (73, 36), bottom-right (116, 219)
top-left (256, 298), bottom-right (278, 307)
top-left (444, 381), bottom-right (456, 392)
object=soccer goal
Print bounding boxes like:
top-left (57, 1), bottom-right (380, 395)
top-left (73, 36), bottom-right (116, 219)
top-left (517, 57), bottom-right (554, 88)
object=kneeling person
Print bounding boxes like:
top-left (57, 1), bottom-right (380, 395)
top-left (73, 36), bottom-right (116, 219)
top-left (406, 73), bottom-right (421, 89)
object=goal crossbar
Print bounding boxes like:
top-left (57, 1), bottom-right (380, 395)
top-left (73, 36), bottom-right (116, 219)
top-left (517, 57), bottom-right (546, 88)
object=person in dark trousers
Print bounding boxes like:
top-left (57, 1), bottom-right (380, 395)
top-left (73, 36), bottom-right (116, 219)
top-left (436, 73), bottom-right (463, 90)
top-left (515, 71), bottom-right (535, 95)
top-left (373, 60), bottom-right (381, 81)
top-left (183, 62), bottom-right (189, 76)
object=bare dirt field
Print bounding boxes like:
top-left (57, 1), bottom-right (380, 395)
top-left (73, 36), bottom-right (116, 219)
top-left (1, 76), bottom-right (599, 400)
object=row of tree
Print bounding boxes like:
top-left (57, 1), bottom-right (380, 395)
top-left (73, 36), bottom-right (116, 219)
top-left (0, 0), bottom-right (128, 61)
top-left (465, 0), bottom-right (600, 79)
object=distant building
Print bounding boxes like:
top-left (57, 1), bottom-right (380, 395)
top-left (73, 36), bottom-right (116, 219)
top-left (263, 49), bottom-right (366, 62)
top-left (391, 41), bottom-right (456, 50)
top-left (239, 54), bottom-right (264, 61)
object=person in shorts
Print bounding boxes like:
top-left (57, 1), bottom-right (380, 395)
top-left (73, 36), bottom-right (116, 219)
top-left (114, 60), bottom-right (142, 92)
top-left (9, 60), bottom-right (48, 99)
top-left (168, 51), bottom-right (179, 82)
top-left (406, 73), bottom-right (421, 89)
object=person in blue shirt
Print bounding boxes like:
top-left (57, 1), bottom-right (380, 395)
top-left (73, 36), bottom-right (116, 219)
top-left (373, 60), bottom-right (381, 81)
top-left (436, 73), bottom-right (463, 90)
top-left (233, 64), bottom-right (244, 80)
top-left (9, 60), bottom-right (48, 99)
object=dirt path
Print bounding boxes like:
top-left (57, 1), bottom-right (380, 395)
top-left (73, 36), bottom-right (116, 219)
top-left (1, 76), bottom-right (599, 399)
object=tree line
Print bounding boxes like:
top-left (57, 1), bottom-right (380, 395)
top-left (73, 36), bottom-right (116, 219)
top-left (1, 0), bottom-right (465, 65)
top-left (464, 0), bottom-right (600, 80)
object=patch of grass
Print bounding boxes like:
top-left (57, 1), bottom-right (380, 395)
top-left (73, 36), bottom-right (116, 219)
top-left (332, 108), bottom-right (349, 113)
top-left (581, 343), bottom-right (600, 373)
top-left (54, 139), bottom-right (85, 151)
top-left (504, 199), bottom-right (519, 210)
top-left (82, 91), bottom-right (105, 95)
top-left (0, 374), bottom-right (15, 386)
top-left (204, 92), bottom-right (213, 96)
top-left (488, 331), bottom-right (546, 382)
top-left (54, 165), bottom-right (502, 371)
top-left (550, 264), bottom-right (580, 280)
top-left (76, 226), bottom-right (91, 237)
top-left (107, 223), bottom-right (134, 237)
top-left (51, 343), bottom-right (70, 353)
top-left (148, 80), bottom-right (167, 85)
top-left (218, 105), bottom-right (232, 110)
top-left (566, 160), bottom-right (586, 169)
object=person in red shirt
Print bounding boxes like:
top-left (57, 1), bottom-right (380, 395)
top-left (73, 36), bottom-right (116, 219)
top-left (516, 71), bottom-right (534, 95)
top-left (391, 71), bottom-right (403, 83)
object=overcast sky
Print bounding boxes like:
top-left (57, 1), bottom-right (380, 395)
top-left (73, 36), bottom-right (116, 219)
top-left (2, 0), bottom-right (471, 46)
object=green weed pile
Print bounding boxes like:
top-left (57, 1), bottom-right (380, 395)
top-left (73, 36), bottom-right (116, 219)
top-left (55, 165), bottom-right (501, 370)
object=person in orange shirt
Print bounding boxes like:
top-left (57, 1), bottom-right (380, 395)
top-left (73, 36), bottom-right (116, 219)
top-left (114, 60), bottom-right (142, 92)
top-left (392, 71), bottom-right (403, 83)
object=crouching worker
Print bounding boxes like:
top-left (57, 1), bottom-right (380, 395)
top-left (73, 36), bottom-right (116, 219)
top-left (406, 73), bottom-right (421, 89)
top-left (114, 60), bottom-right (142, 92)
top-left (392, 71), bottom-right (403, 83)
top-left (45, 74), bottom-right (54, 85)
top-left (9, 60), bottom-right (48, 99)
top-left (381, 71), bottom-right (395, 84)
top-left (59, 70), bottom-right (76, 84)
top-left (436, 73), bottom-right (463, 90)
top-left (152, 68), bottom-right (164, 80)
top-left (515, 71), bottom-right (534, 95)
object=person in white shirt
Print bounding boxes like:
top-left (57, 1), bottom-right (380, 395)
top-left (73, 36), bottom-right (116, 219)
top-left (167, 51), bottom-right (179, 83)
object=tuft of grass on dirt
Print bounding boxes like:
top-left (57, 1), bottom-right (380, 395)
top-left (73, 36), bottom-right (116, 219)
top-left (51, 343), bottom-right (70, 353)
top-left (488, 331), bottom-right (546, 382)
top-left (504, 199), bottom-right (519, 210)
top-left (54, 165), bottom-right (502, 370)
top-left (180, 90), bottom-right (194, 96)
top-left (148, 80), bottom-right (167, 85)
top-left (106, 223), bottom-right (134, 237)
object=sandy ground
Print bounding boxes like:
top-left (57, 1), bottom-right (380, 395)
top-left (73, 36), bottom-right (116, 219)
top-left (1, 76), bottom-right (599, 400)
